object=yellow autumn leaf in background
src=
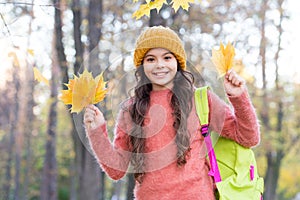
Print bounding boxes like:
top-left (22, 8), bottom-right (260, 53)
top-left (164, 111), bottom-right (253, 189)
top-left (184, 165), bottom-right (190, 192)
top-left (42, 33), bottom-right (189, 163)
top-left (60, 69), bottom-right (108, 113)
top-left (33, 67), bottom-right (49, 86)
top-left (132, 0), bottom-right (168, 19)
top-left (171, 0), bottom-right (194, 12)
top-left (27, 49), bottom-right (35, 56)
top-left (132, 3), bottom-right (151, 19)
top-left (150, 0), bottom-right (167, 11)
top-left (211, 42), bottom-right (235, 78)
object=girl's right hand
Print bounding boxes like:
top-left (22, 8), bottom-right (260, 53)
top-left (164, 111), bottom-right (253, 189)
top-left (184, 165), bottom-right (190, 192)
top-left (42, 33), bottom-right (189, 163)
top-left (84, 104), bottom-right (105, 130)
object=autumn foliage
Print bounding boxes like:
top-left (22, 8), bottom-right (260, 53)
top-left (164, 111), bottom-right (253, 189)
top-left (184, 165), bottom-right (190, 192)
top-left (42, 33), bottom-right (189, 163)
top-left (132, 0), bottom-right (195, 19)
top-left (60, 69), bottom-right (107, 113)
top-left (211, 42), bottom-right (236, 78)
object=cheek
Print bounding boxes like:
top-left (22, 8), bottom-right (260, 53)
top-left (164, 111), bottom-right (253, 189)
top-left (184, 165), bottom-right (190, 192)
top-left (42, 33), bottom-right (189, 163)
top-left (143, 66), bottom-right (153, 78)
top-left (171, 61), bottom-right (179, 71)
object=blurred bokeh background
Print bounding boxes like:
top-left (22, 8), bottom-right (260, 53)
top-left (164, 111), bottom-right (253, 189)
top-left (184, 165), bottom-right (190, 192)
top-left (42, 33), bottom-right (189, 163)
top-left (0, 0), bottom-right (300, 199)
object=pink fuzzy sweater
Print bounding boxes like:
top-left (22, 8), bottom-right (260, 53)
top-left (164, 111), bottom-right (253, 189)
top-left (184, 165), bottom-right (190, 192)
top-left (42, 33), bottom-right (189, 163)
top-left (87, 89), bottom-right (260, 200)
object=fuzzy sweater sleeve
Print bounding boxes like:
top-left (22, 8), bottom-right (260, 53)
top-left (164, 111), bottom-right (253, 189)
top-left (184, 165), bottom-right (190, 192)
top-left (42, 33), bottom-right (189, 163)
top-left (87, 108), bottom-right (132, 180)
top-left (208, 89), bottom-right (260, 148)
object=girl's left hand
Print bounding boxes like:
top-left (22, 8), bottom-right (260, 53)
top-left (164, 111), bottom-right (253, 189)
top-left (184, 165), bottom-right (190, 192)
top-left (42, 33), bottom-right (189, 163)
top-left (224, 69), bottom-right (246, 96)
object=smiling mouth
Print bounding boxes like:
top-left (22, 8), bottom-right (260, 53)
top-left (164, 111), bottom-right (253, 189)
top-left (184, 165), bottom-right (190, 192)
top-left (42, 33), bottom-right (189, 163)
top-left (153, 72), bottom-right (168, 76)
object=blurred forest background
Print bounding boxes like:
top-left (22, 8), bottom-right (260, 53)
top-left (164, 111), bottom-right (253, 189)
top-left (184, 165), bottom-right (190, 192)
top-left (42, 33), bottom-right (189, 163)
top-left (0, 0), bottom-right (300, 199)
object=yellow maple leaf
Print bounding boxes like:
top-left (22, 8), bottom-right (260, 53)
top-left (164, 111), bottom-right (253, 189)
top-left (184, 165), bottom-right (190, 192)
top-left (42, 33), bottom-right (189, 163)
top-left (132, 0), bottom-right (167, 19)
top-left (33, 67), bottom-right (50, 86)
top-left (60, 69), bottom-right (108, 113)
top-left (171, 0), bottom-right (194, 12)
top-left (151, 0), bottom-right (167, 12)
top-left (60, 79), bottom-right (75, 105)
top-left (93, 72), bottom-right (107, 103)
top-left (132, 3), bottom-right (151, 19)
top-left (211, 42), bottom-right (235, 78)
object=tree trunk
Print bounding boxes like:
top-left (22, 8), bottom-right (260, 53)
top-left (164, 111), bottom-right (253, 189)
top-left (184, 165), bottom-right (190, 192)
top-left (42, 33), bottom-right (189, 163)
top-left (80, 146), bottom-right (102, 199)
top-left (40, 37), bottom-right (59, 200)
top-left (22, 1), bottom-right (35, 199)
top-left (259, 0), bottom-right (270, 129)
top-left (263, 1), bottom-right (285, 199)
top-left (264, 151), bottom-right (283, 200)
top-left (3, 54), bottom-right (21, 200)
top-left (70, 0), bottom-right (84, 199)
top-left (149, 9), bottom-right (166, 27)
top-left (257, 1), bottom-right (272, 199)
top-left (88, 0), bottom-right (103, 74)
top-left (76, 0), bottom-right (105, 199)
top-left (22, 74), bottom-right (34, 200)
top-left (69, 126), bottom-right (80, 200)
top-left (13, 59), bottom-right (25, 200)
top-left (126, 174), bottom-right (135, 200)
top-left (3, 52), bottom-right (21, 199)
top-left (14, 2), bottom-right (36, 199)
top-left (54, 0), bottom-right (68, 87)
top-left (40, 89), bottom-right (58, 200)
top-left (261, 0), bottom-right (287, 199)
top-left (14, 125), bottom-right (22, 200)
top-left (40, 0), bottom-right (66, 198)
top-left (72, 0), bottom-right (83, 75)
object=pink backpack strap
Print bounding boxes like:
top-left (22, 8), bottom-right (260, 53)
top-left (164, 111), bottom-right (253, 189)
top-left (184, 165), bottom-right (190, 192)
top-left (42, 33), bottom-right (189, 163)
top-left (195, 87), bottom-right (222, 183)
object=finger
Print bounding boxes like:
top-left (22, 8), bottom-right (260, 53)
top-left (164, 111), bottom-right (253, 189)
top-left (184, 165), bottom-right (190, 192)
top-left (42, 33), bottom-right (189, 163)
top-left (85, 105), bottom-right (94, 114)
top-left (225, 69), bottom-right (235, 81)
top-left (84, 115), bottom-right (93, 124)
top-left (84, 110), bottom-right (95, 120)
top-left (88, 104), bottom-right (102, 117)
top-left (94, 106), bottom-right (102, 116)
top-left (226, 70), bottom-right (243, 85)
top-left (233, 77), bottom-right (245, 86)
top-left (230, 75), bottom-right (238, 85)
top-left (84, 109), bottom-right (95, 123)
top-left (84, 111), bottom-right (94, 122)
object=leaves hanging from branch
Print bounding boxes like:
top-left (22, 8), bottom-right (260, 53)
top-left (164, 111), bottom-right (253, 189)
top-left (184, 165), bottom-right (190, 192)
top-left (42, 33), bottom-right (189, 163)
top-left (132, 0), bottom-right (195, 19)
top-left (211, 42), bottom-right (236, 78)
top-left (60, 69), bottom-right (108, 113)
top-left (171, 0), bottom-right (195, 12)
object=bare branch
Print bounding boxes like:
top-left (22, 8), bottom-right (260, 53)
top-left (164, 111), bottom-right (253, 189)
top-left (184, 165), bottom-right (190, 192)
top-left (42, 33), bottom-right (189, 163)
top-left (0, 2), bottom-right (56, 7)
top-left (0, 13), bottom-right (16, 46)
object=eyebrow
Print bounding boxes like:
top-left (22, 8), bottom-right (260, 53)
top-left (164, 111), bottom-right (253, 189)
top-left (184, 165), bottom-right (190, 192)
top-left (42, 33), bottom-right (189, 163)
top-left (144, 51), bottom-right (173, 58)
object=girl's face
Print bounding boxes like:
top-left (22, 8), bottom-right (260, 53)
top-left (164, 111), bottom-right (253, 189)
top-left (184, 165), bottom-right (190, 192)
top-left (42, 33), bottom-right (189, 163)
top-left (143, 48), bottom-right (178, 91)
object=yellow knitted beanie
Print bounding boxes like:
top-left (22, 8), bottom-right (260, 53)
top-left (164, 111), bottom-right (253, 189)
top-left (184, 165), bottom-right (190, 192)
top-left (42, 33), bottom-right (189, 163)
top-left (134, 26), bottom-right (187, 70)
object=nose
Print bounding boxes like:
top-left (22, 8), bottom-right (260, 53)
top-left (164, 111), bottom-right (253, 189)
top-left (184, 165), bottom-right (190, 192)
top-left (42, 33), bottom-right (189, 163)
top-left (157, 59), bottom-right (165, 68)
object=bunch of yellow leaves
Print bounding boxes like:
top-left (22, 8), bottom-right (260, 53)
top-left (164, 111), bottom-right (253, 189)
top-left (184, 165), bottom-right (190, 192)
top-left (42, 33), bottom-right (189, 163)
top-left (60, 69), bottom-right (108, 113)
top-left (211, 42), bottom-right (236, 78)
top-left (132, 0), bottom-right (194, 19)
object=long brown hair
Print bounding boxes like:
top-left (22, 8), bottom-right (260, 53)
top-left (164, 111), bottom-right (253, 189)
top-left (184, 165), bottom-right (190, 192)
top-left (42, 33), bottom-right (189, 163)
top-left (129, 63), bottom-right (194, 183)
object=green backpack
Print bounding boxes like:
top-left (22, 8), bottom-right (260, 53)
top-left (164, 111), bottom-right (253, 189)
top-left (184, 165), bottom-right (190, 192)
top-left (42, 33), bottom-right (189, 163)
top-left (194, 86), bottom-right (264, 200)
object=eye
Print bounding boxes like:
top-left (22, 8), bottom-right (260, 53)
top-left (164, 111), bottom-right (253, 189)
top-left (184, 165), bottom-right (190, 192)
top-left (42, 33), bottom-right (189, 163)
top-left (164, 54), bottom-right (174, 60)
top-left (145, 57), bottom-right (155, 62)
top-left (164, 53), bottom-right (175, 60)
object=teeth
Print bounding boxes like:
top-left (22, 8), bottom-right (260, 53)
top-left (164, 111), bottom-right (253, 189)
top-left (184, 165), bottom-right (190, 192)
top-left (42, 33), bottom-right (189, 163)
top-left (154, 72), bottom-right (167, 76)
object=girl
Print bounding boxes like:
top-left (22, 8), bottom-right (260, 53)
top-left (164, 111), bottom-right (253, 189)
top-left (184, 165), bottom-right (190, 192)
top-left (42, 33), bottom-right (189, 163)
top-left (84, 26), bottom-right (260, 200)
